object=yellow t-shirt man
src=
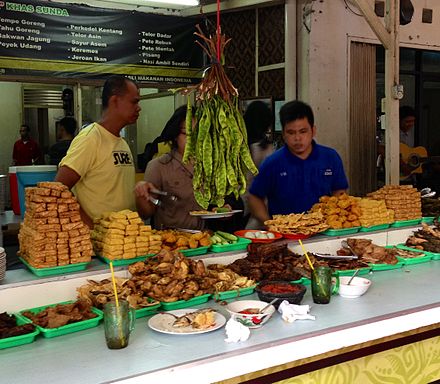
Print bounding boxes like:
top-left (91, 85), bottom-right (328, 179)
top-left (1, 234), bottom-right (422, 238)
top-left (59, 123), bottom-right (135, 220)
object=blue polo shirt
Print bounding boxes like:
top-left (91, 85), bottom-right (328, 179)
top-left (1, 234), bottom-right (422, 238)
top-left (249, 142), bottom-right (348, 215)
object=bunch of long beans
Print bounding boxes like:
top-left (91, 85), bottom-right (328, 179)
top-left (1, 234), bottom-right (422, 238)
top-left (182, 25), bottom-right (258, 209)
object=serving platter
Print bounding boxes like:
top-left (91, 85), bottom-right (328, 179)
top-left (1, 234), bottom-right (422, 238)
top-left (234, 229), bottom-right (282, 243)
top-left (189, 210), bottom-right (242, 219)
top-left (148, 309), bottom-right (226, 335)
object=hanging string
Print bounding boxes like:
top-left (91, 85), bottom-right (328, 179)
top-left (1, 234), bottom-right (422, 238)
top-left (216, 0), bottom-right (221, 62)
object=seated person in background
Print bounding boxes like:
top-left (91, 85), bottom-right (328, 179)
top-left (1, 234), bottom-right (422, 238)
top-left (399, 105), bottom-right (416, 147)
top-left (49, 117), bottom-right (77, 166)
top-left (248, 100), bottom-right (348, 224)
top-left (135, 106), bottom-right (203, 230)
top-left (242, 100), bottom-right (274, 229)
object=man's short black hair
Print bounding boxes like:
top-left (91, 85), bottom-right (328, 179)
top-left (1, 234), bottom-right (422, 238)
top-left (21, 124), bottom-right (30, 132)
top-left (399, 105), bottom-right (415, 121)
top-left (279, 100), bottom-right (314, 129)
top-left (59, 117), bottom-right (77, 135)
top-left (101, 75), bottom-right (138, 109)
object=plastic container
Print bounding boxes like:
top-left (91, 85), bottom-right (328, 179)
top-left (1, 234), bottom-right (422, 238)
top-left (212, 286), bottom-right (255, 301)
top-left (390, 219), bottom-right (422, 228)
top-left (395, 244), bottom-right (433, 265)
top-left (97, 254), bottom-right (155, 266)
top-left (421, 217), bottom-right (435, 224)
top-left (209, 237), bottom-right (252, 253)
top-left (160, 294), bottom-right (211, 311)
top-left (19, 301), bottom-right (103, 338)
top-left (369, 261), bottom-right (405, 271)
top-left (359, 224), bottom-right (390, 232)
top-left (322, 227), bottom-right (361, 236)
top-left (16, 165), bottom-right (57, 217)
top-left (134, 302), bottom-right (161, 319)
top-left (0, 315), bottom-right (39, 350)
top-left (20, 257), bottom-right (90, 277)
top-left (8, 167), bottom-right (20, 215)
top-left (180, 246), bottom-right (210, 257)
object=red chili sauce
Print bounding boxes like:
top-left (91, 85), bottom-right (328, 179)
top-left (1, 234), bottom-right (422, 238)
top-left (261, 283), bottom-right (301, 294)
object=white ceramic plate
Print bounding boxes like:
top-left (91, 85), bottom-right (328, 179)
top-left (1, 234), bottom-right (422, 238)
top-left (189, 210), bottom-right (242, 219)
top-left (148, 309), bottom-right (226, 335)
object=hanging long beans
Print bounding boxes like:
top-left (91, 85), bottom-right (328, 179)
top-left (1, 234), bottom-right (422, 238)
top-left (182, 26), bottom-right (258, 209)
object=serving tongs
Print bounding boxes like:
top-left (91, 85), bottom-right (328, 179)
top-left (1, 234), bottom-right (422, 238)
top-left (314, 252), bottom-right (358, 260)
top-left (148, 188), bottom-right (178, 206)
top-left (421, 187), bottom-right (436, 198)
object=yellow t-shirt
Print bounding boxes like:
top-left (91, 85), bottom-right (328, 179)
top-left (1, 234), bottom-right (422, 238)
top-left (60, 123), bottom-right (135, 220)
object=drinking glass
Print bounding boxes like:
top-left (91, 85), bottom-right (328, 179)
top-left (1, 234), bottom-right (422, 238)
top-left (311, 266), bottom-right (339, 304)
top-left (103, 300), bottom-right (135, 349)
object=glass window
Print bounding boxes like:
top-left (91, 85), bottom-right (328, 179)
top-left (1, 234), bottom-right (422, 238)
top-left (400, 48), bottom-right (415, 71)
top-left (422, 51), bottom-right (440, 73)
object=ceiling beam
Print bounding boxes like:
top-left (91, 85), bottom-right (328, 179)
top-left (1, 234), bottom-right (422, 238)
top-left (181, 0), bottom-right (281, 17)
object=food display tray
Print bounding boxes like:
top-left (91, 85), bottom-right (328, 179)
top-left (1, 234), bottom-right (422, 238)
top-left (322, 227), bottom-right (361, 237)
top-left (180, 246), bottom-right (210, 257)
top-left (368, 261), bottom-right (405, 271)
top-left (135, 302), bottom-right (161, 319)
top-left (0, 315), bottom-right (39, 350)
top-left (209, 237), bottom-right (252, 253)
top-left (212, 286), bottom-right (255, 300)
top-left (390, 219), bottom-right (422, 228)
top-left (336, 267), bottom-right (371, 277)
top-left (160, 294), bottom-right (211, 311)
top-left (97, 254), bottom-right (155, 266)
top-left (395, 244), bottom-right (433, 265)
top-left (421, 216), bottom-right (435, 224)
top-left (359, 224), bottom-right (390, 232)
top-left (19, 301), bottom-right (103, 338)
top-left (19, 257), bottom-right (90, 277)
top-left (291, 277), bottom-right (311, 285)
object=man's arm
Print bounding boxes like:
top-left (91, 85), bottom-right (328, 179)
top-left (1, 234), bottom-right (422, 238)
top-left (248, 193), bottom-right (271, 225)
top-left (55, 165), bottom-right (92, 228)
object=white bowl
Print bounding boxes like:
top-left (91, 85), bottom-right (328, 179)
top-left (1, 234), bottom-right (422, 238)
top-left (338, 276), bottom-right (371, 298)
top-left (225, 300), bottom-right (276, 328)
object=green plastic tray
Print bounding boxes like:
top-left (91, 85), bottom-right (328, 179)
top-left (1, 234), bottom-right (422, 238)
top-left (19, 257), bottom-right (90, 277)
top-left (212, 286), bottom-right (255, 300)
top-left (322, 227), bottom-right (361, 237)
top-left (359, 224), bottom-right (390, 232)
top-left (369, 261), bottom-right (405, 271)
top-left (209, 237), bottom-right (252, 253)
top-left (421, 216), bottom-right (435, 224)
top-left (97, 253), bottom-right (155, 266)
top-left (160, 293), bottom-right (211, 311)
top-left (427, 251), bottom-right (440, 261)
top-left (390, 218), bottom-right (422, 228)
top-left (292, 277), bottom-right (311, 285)
top-left (394, 244), bottom-right (433, 265)
top-left (180, 246), bottom-right (210, 257)
top-left (19, 301), bottom-right (103, 338)
top-left (0, 315), bottom-right (39, 350)
top-left (336, 267), bottom-right (371, 277)
top-left (134, 302), bottom-right (161, 319)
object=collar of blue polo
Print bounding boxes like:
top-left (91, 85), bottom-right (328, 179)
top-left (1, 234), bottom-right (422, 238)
top-left (283, 140), bottom-right (318, 161)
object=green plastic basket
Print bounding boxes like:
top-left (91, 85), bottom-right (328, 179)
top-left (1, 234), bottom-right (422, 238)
top-left (359, 224), bottom-right (390, 232)
top-left (336, 267), bottom-right (371, 277)
top-left (209, 237), bottom-right (252, 253)
top-left (134, 302), bottom-right (161, 319)
top-left (180, 246), bottom-right (210, 257)
top-left (292, 277), bottom-right (311, 285)
top-left (421, 216), bottom-right (435, 224)
top-left (19, 257), bottom-right (90, 277)
top-left (19, 301), bottom-right (103, 338)
top-left (160, 293), bottom-right (211, 311)
top-left (0, 315), bottom-right (39, 350)
top-left (394, 244), bottom-right (433, 265)
top-left (212, 286), bottom-right (255, 300)
top-left (322, 227), bottom-right (361, 237)
top-left (368, 261), bottom-right (405, 271)
top-left (390, 218), bottom-right (422, 228)
top-left (97, 253), bottom-right (155, 266)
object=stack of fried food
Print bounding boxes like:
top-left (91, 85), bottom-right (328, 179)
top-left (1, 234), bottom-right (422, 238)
top-left (264, 211), bottom-right (328, 235)
top-left (357, 198), bottom-right (394, 227)
top-left (126, 250), bottom-right (254, 303)
top-left (158, 230), bottom-right (211, 251)
top-left (405, 222), bottom-right (440, 253)
top-left (91, 210), bottom-right (162, 259)
top-left (368, 185), bottom-right (422, 221)
top-left (338, 238), bottom-right (398, 265)
top-left (18, 182), bottom-right (93, 268)
top-left (77, 277), bottom-right (160, 310)
top-left (310, 193), bottom-right (361, 229)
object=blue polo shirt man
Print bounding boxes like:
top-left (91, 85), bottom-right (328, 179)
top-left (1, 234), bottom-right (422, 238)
top-left (248, 100), bottom-right (348, 223)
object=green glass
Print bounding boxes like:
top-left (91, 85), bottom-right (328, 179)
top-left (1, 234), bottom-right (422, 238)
top-left (311, 266), bottom-right (339, 304)
top-left (104, 300), bottom-right (135, 349)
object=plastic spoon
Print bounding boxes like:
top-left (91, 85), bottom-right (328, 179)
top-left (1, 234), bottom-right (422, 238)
top-left (347, 269), bottom-right (360, 285)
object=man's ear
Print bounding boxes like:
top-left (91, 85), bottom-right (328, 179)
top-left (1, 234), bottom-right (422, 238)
top-left (312, 125), bottom-right (317, 137)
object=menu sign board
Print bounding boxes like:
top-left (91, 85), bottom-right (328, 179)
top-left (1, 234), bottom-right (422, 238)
top-left (0, 0), bottom-right (204, 84)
